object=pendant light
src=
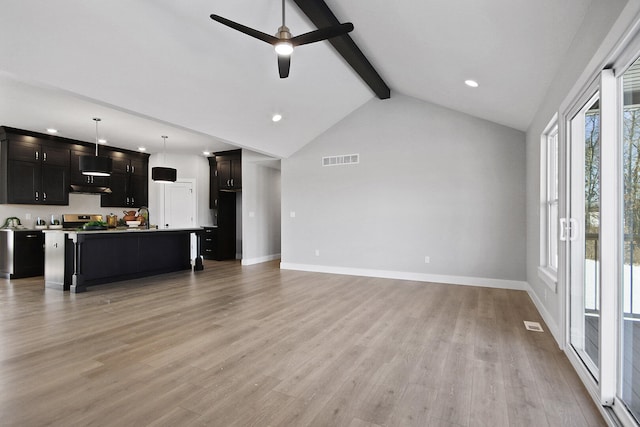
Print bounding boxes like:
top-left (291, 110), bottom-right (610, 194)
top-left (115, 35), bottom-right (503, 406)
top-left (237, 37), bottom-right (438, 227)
top-left (79, 118), bottom-right (113, 176)
top-left (152, 135), bottom-right (177, 183)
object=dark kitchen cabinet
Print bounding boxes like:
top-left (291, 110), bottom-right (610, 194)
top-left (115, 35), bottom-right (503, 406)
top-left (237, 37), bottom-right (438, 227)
top-left (0, 230), bottom-right (44, 278)
top-left (0, 132), bottom-right (69, 205)
top-left (101, 150), bottom-right (148, 208)
top-left (208, 157), bottom-right (219, 210)
top-left (215, 191), bottom-right (237, 260)
top-left (216, 150), bottom-right (242, 191)
top-left (208, 150), bottom-right (241, 260)
top-left (201, 226), bottom-right (217, 259)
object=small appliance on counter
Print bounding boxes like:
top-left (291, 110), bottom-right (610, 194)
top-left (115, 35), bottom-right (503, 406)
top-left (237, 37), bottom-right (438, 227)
top-left (2, 217), bottom-right (22, 229)
top-left (50, 215), bottom-right (62, 229)
top-left (35, 217), bottom-right (47, 230)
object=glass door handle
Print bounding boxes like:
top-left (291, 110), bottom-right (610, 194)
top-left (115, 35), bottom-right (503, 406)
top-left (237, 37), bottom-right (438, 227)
top-left (569, 218), bottom-right (579, 241)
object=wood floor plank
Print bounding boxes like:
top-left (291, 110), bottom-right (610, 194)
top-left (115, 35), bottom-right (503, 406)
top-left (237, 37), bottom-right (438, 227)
top-left (0, 260), bottom-right (605, 426)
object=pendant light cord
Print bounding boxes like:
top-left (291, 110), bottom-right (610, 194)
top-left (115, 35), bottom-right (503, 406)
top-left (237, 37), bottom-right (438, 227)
top-left (281, 0), bottom-right (285, 27)
top-left (161, 135), bottom-right (168, 165)
top-left (93, 117), bottom-right (101, 156)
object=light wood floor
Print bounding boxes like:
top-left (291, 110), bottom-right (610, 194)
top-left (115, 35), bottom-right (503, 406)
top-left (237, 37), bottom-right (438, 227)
top-left (0, 260), bottom-right (604, 426)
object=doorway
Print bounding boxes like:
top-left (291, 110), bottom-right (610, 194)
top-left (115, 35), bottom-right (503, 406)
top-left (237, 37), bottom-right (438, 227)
top-left (163, 179), bottom-right (197, 258)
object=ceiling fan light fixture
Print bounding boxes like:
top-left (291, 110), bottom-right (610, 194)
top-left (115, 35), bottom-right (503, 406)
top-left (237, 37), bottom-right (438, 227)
top-left (272, 113), bottom-right (283, 122)
top-left (465, 79), bottom-right (479, 88)
top-left (274, 41), bottom-right (293, 56)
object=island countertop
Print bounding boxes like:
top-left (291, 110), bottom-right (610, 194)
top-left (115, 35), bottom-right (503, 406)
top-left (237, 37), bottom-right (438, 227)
top-left (42, 226), bottom-right (204, 235)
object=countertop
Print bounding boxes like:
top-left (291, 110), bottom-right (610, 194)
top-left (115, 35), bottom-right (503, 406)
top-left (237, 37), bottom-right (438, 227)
top-left (0, 227), bottom-right (46, 232)
top-left (42, 227), bottom-right (203, 235)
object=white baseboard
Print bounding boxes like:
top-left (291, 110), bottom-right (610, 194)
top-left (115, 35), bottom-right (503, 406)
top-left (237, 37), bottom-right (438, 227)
top-left (279, 262), bottom-right (527, 291)
top-left (242, 253), bottom-right (281, 266)
top-left (525, 283), bottom-right (561, 348)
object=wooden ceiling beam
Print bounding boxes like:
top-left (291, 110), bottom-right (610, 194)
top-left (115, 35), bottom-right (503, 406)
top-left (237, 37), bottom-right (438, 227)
top-left (292, 0), bottom-right (390, 99)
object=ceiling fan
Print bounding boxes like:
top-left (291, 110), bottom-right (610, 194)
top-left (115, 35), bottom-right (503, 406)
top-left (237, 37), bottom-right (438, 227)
top-left (210, 0), bottom-right (354, 78)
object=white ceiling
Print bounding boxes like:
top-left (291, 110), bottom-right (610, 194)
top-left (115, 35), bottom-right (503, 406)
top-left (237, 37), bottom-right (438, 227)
top-left (0, 0), bottom-right (592, 158)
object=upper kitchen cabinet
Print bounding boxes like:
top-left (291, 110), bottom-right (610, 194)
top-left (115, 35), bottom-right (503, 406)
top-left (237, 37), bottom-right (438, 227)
top-left (208, 156), bottom-right (219, 210)
top-left (100, 149), bottom-right (149, 208)
top-left (215, 149), bottom-right (242, 191)
top-left (0, 128), bottom-right (69, 205)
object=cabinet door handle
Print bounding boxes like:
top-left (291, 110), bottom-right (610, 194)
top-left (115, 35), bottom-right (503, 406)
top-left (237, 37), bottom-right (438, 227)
top-left (35, 151), bottom-right (39, 160)
top-left (35, 191), bottom-right (39, 201)
top-left (43, 192), bottom-right (47, 201)
top-left (43, 152), bottom-right (47, 161)
top-left (25, 234), bottom-right (39, 238)
top-left (230, 178), bottom-right (234, 187)
top-left (131, 165), bottom-right (135, 174)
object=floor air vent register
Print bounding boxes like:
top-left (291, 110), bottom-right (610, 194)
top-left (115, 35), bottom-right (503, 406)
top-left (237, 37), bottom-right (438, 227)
top-left (524, 321), bottom-right (544, 332)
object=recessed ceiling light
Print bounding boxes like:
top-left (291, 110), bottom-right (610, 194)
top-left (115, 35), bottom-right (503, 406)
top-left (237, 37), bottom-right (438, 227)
top-left (98, 138), bottom-right (107, 144)
top-left (138, 147), bottom-right (146, 152)
top-left (272, 114), bottom-right (282, 122)
top-left (46, 128), bottom-right (58, 134)
top-left (465, 79), bottom-right (479, 88)
top-left (203, 151), bottom-right (211, 156)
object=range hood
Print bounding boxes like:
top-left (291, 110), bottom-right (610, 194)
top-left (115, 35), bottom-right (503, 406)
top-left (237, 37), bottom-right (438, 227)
top-left (69, 184), bottom-right (112, 194)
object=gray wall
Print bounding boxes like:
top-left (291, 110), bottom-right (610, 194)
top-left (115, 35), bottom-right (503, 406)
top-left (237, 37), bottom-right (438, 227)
top-left (242, 151), bottom-right (281, 264)
top-left (282, 94), bottom-right (526, 284)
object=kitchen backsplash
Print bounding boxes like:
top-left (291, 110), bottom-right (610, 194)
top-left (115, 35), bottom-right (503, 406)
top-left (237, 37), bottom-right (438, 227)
top-left (0, 193), bottom-right (139, 228)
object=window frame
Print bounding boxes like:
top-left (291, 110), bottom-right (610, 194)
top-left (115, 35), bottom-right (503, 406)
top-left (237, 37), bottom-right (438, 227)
top-left (539, 115), bottom-right (560, 292)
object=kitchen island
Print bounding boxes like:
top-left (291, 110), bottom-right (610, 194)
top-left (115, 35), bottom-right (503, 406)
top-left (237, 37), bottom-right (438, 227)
top-left (44, 227), bottom-right (204, 293)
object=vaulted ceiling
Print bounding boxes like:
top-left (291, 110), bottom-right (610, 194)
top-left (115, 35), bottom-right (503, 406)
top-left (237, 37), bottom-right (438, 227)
top-left (0, 0), bottom-right (592, 158)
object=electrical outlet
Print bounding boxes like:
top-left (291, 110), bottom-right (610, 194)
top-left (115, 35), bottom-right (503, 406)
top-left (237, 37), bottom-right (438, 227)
top-left (290, 211), bottom-right (296, 218)
top-left (315, 249), bottom-right (320, 256)
top-left (25, 213), bottom-right (31, 220)
top-left (424, 256), bottom-right (430, 264)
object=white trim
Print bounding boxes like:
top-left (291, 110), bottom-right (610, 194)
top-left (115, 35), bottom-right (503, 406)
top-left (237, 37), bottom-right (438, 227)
top-left (241, 253), bottom-right (281, 266)
top-left (279, 263), bottom-right (527, 291)
top-left (565, 346), bottom-right (620, 427)
top-left (537, 266), bottom-right (558, 293)
top-left (598, 68), bottom-right (618, 406)
top-left (526, 281), bottom-right (562, 348)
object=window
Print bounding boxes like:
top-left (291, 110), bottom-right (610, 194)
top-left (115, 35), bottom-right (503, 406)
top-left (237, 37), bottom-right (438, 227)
top-left (539, 116), bottom-right (559, 290)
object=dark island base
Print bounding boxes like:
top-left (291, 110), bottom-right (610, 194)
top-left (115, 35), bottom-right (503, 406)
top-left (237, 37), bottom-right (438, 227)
top-left (45, 229), bottom-right (203, 293)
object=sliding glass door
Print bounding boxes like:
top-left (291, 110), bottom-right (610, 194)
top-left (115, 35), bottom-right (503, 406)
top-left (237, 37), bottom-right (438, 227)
top-left (620, 55), bottom-right (640, 423)
top-left (569, 92), bottom-right (601, 379)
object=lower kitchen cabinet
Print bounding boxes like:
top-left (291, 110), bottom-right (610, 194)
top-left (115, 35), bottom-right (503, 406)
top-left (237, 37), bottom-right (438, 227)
top-left (201, 226), bottom-right (217, 260)
top-left (0, 230), bottom-right (44, 278)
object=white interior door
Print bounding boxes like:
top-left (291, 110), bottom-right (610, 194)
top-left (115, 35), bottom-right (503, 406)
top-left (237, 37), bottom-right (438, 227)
top-left (163, 180), bottom-right (196, 258)
top-left (164, 180), bottom-right (195, 229)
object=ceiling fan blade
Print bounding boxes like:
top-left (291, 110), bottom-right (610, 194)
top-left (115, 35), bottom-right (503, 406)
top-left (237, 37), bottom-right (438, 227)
top-left (290, 23), bottom-right (354, 47)
top-left (278, 55), bottom-right (291, 78)
top-left (210, 14), bottom-right (279, 45)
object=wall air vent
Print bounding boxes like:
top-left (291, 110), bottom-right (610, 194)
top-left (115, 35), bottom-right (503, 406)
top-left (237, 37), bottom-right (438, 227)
top-left (322, 154), bottom-right (359, 167)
